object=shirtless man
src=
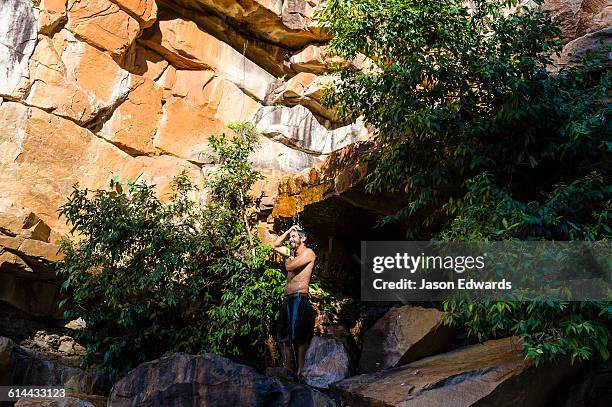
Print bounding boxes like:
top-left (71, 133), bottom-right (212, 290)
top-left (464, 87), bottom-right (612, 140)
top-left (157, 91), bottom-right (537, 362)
top-left (272, 225), bottom-right (316, 377)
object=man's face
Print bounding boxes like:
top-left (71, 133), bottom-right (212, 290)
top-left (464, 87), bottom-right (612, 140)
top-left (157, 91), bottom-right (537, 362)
top-left (289, 231), bottom-right (302, 248)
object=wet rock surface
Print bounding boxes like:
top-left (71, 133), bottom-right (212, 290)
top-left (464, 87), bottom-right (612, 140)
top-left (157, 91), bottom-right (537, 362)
top-left (109, 352), bottom-right (335, 406)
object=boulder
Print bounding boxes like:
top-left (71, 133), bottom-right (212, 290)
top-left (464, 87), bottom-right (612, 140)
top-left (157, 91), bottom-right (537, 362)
top-left (10, 347), bottom-right (99, 394)
top-left (552, 27), bottom-right (612, 70)
top-left (542, 0), bottom-right (611, 43)
top-left (300, 335), bottom-right (351, 389)
top-left (19, 331), bottom-right (86, 368)
top-left (108, 352), bottom-right (335, 406)
top-left (358, 306), bottom-right (454, 373)
top-left (331, 337), bottom-right (577, 407)
top-left (253, 105), bottom-right (369, 155)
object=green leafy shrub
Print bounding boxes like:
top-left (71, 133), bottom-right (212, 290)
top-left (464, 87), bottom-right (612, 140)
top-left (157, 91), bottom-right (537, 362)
top-left (319, 0), bottom-right (611, 364)
top-left (57, 123), bottom-right (284, 382)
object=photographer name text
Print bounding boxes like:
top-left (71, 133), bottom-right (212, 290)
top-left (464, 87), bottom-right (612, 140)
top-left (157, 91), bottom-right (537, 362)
top-left (372, 278), bottom-right (512, 290)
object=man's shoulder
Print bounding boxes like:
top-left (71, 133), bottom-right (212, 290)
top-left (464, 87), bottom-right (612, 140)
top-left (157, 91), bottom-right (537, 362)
top-left (305, 247), bottom-right (316, 259)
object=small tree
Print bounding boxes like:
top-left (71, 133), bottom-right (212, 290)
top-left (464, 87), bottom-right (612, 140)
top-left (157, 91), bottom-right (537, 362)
top-left (57, 123), bottom-right (284, 382)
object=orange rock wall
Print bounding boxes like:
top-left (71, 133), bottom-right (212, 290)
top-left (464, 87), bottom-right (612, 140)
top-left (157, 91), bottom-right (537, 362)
top-left (0, 0), bottom-right (608, 241)
top-left (0, 0), bottom-right (338, 238)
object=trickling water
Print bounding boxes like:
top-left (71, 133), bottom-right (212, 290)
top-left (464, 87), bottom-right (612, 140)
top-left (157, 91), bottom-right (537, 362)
top-left (294, 195), bottom-right (301, 227)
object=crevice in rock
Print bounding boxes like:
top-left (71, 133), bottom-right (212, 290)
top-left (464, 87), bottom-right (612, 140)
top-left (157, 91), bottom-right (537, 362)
top-left (0, 99), bottom-right (193, 161)
top-left (157, 1), bottom-right (295, 77)
top-left (157, 0), bottom-right (327, 51)
top-left (40, 13), bottom-right (68, 38)
top-left (260, 132), bottom-right (326, 157)
top-left (417, 367), bottom-right (499, 394)
top-left (84, 78), bottom-right (142, 133)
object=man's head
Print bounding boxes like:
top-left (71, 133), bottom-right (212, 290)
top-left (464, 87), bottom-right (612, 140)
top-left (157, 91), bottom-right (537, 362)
top-left (289, 226), bottom-right (307, 249)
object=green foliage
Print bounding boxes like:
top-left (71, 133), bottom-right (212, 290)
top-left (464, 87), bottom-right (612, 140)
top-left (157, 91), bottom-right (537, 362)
top-left (320, 0), bottom-right (611, 363)
top-left (309, 282), bottom-right (352, 325)
top-left (443, 299), bottom-right (611, 365)
top-left (57, 123), bottom-right (284, 383)
top-left (439, 172), bottom-right (611, 241)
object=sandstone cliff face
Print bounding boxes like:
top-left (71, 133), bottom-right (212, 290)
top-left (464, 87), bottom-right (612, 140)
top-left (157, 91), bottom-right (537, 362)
top-left (0, 0), bottom-right (373, 346)
top-left (0, 0), bottom-right (370, 243)
top-left (0, 0), bottom-right (608, 242)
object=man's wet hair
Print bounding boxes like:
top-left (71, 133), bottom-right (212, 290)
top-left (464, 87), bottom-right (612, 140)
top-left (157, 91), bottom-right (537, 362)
top-left (293, 226), bottom-right (307, 241)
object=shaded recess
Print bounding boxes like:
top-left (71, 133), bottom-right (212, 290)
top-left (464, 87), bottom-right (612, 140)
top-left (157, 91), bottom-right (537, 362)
top-left (270, 141), bottom-right (409, 296)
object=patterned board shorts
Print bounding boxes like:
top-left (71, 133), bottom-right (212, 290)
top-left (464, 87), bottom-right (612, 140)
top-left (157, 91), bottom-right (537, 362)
top-left (274, 292), bottom-right (315, 345)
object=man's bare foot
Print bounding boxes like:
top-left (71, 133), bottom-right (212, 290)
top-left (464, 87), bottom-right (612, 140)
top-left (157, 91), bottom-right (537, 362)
top-left (296, 371), bottom-right (307, 384)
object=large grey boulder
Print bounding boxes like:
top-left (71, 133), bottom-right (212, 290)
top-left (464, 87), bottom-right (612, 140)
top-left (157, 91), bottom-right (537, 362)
top-left (300, 335), bottom-right (351, 389)
top-left (358, 306), bottom-right (454, 373)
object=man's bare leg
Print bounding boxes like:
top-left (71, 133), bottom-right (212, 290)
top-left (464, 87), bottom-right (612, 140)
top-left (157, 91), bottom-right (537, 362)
top-left (280, 342), bottom-right (295, 373)
top-left (296, 341), bottom-right (310, 374)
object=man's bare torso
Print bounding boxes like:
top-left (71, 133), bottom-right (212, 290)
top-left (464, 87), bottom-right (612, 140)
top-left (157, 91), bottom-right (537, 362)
top-left (285, 251), bottom-right (315, 295)
top-left (272, 226), bottom-right (316, 296)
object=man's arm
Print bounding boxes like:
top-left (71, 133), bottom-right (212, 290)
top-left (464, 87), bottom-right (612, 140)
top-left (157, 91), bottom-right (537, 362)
top-left (285, 248), bottom-right (315, 272)
top-left (272, 226), bottom-right (296, 257)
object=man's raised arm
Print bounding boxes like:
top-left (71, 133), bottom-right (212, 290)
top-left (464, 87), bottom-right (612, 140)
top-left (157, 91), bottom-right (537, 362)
top-left (272, 226), bottom-right (296, 257)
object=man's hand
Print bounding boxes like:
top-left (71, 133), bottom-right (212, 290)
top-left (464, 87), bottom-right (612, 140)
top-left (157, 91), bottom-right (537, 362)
top-left (272, 226), bottom-right (296, 257)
